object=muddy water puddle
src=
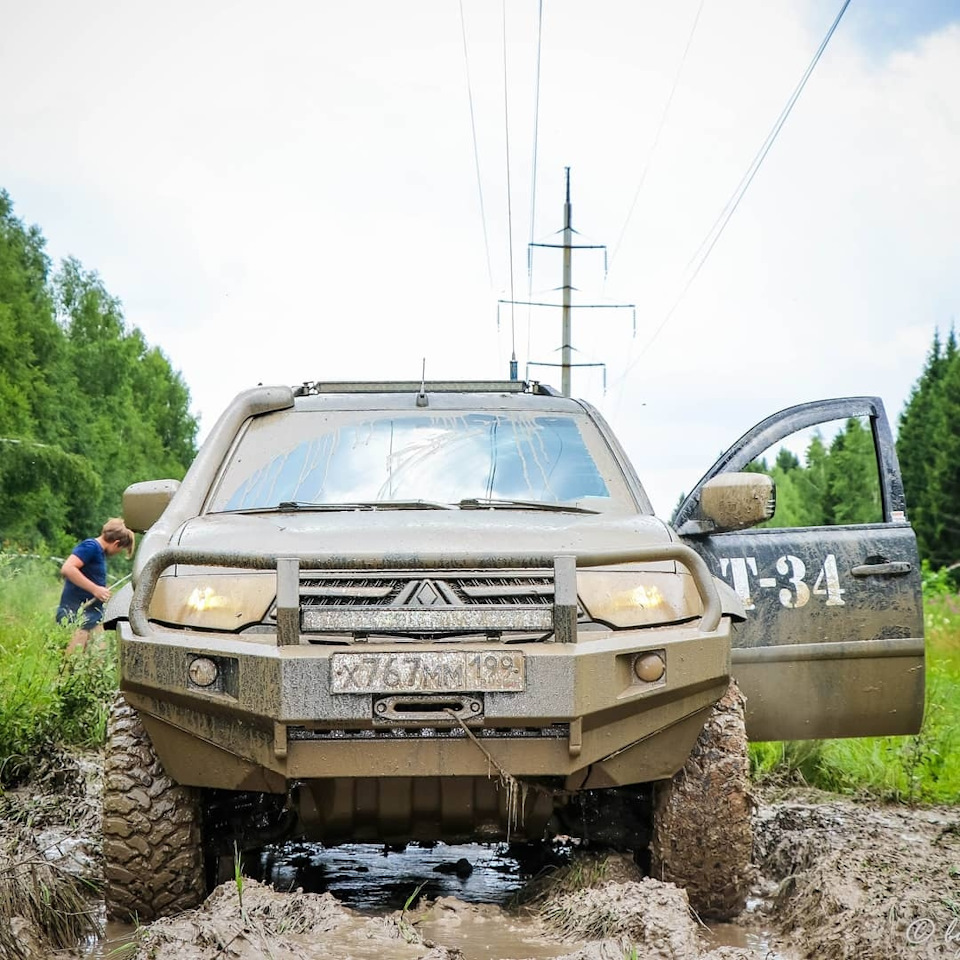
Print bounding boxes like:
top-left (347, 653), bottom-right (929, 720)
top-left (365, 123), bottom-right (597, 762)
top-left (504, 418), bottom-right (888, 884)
top-left (86, 842), bottom-right (794, 960)
top-left (259, 841), bottom-right (531, 910)
top-left (264, 842), bottom-right (578, 959)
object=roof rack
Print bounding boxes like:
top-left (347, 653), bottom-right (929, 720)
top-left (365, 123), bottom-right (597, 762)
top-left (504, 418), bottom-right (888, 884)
top-left (293, 380), bottom-right (561, 397)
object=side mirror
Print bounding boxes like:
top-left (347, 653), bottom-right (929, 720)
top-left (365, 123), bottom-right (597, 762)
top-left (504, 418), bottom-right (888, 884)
top-left (123, 479), bottom-right (181, 532)
top-left (699, 472), bottom-right (776, 532)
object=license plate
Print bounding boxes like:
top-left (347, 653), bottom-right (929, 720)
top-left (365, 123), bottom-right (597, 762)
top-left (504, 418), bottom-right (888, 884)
top-left (330, 651), bottom-right (525, 693)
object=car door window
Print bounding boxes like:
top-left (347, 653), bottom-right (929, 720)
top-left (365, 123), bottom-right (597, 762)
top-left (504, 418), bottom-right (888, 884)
top-left (745, 416), bottom-right (882, 528)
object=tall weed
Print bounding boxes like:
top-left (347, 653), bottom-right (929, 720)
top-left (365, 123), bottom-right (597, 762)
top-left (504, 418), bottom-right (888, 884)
top-left (0, 556), bottom-right (116, 786)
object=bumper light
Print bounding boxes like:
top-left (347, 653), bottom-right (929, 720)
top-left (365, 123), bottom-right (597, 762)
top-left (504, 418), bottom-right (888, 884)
top-left (188, 656), bottom-right (219, 687)
top-left (633, 652), bottom-right (665, 683)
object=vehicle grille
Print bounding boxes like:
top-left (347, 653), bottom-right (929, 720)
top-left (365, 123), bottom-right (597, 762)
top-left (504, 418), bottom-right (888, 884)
top-left (266, 569), bottom-right (567, 641)
top-left (299, 571), bottom-right (555, 608)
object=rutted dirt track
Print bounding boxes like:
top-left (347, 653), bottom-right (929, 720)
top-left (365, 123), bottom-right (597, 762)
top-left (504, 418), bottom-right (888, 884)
top-left (2, 751), bottom-right (959, 960)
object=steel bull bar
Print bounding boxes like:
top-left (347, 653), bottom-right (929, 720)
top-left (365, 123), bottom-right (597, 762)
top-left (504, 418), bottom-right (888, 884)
top-left (129, 543), bottom-right (722, 641)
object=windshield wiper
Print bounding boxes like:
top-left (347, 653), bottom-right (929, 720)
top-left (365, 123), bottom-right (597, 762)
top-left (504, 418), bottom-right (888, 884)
top-left (277, 501), bottom-right (374, 511)
top-left (457, 497), bottom-right (599, 514)
top-left (277, 500), bottom-right (454, 511)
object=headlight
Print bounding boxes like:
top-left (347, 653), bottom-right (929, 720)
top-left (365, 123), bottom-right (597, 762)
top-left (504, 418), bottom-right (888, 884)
top-left (150, 573), bottom-right (277, 630)
top-left (576, 567), bottom-right (702, 628)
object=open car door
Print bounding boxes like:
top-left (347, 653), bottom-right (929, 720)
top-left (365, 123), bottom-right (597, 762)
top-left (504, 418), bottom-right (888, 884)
top-left (674, 397), bottom-right (924, 742)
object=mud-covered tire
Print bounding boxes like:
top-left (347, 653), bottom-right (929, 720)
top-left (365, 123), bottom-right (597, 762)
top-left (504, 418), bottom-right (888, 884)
top-left (650, 679), bottom-right (754, 921)
top-left (102, 694), bottom-right (207, 922)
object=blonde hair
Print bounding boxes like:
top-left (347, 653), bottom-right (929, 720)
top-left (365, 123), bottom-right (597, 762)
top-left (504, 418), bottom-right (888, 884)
top-left (102, 517), bottom-right (135, 557)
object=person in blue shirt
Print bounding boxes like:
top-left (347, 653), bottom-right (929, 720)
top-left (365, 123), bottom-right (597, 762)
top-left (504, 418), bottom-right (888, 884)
top-left (57, 517), bottom-right (135, 654)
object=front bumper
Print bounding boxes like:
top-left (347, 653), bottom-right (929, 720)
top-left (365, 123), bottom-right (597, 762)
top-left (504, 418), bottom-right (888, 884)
top-left (119, 544), bottom-right (732, 792)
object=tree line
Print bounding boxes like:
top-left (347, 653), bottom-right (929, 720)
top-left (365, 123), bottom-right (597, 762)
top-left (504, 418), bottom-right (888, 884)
top-left (0, 190), bottom-right (197, 554)
top-left (1, 186), bottom-right (955, 571)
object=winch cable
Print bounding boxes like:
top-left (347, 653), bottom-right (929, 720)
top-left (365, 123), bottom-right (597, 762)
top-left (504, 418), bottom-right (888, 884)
top-left (444, 708), bottom-right (574, 840)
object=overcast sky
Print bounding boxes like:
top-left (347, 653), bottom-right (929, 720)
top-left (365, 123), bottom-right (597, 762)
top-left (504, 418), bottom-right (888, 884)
top-left (3, 1), bottom-right (958, 514)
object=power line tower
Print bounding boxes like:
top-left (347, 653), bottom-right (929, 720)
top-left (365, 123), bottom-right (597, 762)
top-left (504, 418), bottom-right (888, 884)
top-left (499, 167), bottom-right (635, 396)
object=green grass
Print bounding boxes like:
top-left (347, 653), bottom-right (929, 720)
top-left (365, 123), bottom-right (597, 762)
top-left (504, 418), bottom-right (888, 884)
top-left (0, 555), bottom-right (117, 787)
top-left (750, 591), bottom-right (960, 804)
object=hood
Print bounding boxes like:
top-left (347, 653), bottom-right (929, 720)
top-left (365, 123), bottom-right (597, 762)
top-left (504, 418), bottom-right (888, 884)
top-left (173, 508), bottom-right (677, 565)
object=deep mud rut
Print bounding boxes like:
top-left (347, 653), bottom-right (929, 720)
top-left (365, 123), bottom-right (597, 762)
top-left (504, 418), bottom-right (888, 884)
top-left (2, 751), bottom-right (959, 960)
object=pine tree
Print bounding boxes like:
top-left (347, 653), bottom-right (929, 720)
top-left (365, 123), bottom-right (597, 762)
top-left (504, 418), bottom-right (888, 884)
top-left (897, 327), bottom-right (959, 567)
top-left (925, 334), bottom-right (960, 568)
top-left (825, 418), bottom-right (881, 525)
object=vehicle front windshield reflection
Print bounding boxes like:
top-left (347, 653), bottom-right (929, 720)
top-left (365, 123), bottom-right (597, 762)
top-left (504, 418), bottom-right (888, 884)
top-left (215, 413), bottom-right (610, 511)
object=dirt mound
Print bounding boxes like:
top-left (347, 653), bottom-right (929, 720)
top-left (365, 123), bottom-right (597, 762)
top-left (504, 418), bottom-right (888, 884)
top-left (540, 877), bottom-right (701, 958)
top-left (510, 849), bottom-right (757, 959)
top-left (129, 879), bottom-right (465, 960)
top-left (517, 850), bottom-right (644, 905)
top-left (0, 748), bottom-right (102, 959)
top-left (0, 825), bottom-right (99, 960)
top-left (515, 850), bottom-right (712, 958)
top-left (0, 748), bottom-right (101, 843)
top-left (755, 796), bottom-right (960, 960)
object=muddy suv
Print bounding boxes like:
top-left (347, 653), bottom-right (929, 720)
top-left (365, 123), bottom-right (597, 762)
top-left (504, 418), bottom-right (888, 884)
top-left (103, 381), bottom-right (924, 923)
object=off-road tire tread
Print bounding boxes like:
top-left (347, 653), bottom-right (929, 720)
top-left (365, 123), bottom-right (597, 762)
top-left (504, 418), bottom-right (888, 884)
top-left (651, 679), bottom-right (754, 921)
top-left (102, 694), bottom-right (206, 921)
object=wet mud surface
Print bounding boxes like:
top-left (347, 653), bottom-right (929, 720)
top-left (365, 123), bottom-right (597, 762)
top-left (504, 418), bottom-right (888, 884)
top-left (2, 750), bottom-right (959, 960)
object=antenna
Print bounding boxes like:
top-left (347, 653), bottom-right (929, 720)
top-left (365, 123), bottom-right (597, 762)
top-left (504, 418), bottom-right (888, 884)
top-left (417, 358), bottom-right (428, 406)
top-left (498, 168), bottom-right (635, 396)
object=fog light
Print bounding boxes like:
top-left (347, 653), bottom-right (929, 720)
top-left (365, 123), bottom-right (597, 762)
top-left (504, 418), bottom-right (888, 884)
top-left (633, 652), bottom-right (665, 683)
top-left (188, 656), bottom-right (219, 687)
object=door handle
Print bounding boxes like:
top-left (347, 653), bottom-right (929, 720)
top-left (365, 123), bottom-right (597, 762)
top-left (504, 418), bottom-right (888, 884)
top-left (851, 561), bottom-right (912, 577)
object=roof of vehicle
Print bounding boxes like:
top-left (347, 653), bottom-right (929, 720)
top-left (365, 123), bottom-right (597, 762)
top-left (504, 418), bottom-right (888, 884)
top-left (290, 380), bottom-right (585, 414)
top-left (293, 379), bottom-right (561, 397)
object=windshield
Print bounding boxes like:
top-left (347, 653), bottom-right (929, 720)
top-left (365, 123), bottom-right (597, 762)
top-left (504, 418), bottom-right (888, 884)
top-left (209, 410), bottom-right (628, 512)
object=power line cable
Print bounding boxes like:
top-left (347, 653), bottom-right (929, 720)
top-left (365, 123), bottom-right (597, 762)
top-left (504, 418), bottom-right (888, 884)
top-left (459, 0), bottom-right (494, 289)
top-left (609, 0), bottom-right (706, 275)
top-left (612, 0), bottom-right (852, 390)
top-left (681, 0), bottom-right (851, 280)
top-left (502, 0), bottom-right (517, 358)
top-left (527, 0), bottom-right (544, 252)
top-left (526, 0), bottom-right (544, 366)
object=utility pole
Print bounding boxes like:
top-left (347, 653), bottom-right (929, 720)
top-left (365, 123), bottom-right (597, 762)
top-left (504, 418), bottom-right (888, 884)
top-left (499, 168), bottom-right (635, 396)
top-left (561, 168), bottom-right (573, 396)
